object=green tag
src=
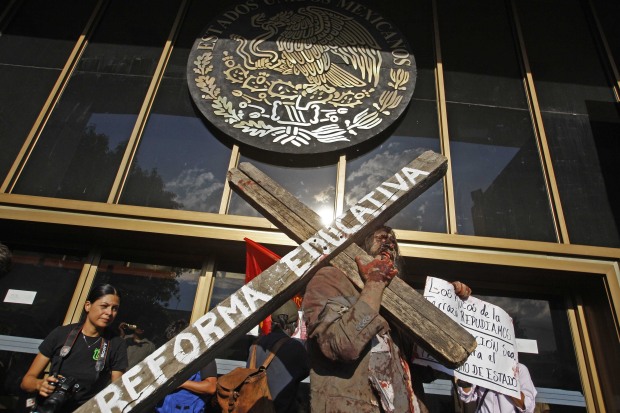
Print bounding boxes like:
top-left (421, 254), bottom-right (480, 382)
top-left (93, 348), bottom-right (100, 361)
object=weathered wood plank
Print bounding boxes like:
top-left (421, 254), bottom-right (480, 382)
top-left (230, 150), bottom-right (476, 366)
top-left (76, 151), bottom-right (451, 413)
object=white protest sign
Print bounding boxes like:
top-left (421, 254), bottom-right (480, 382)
top-left (414, 277), bottom-right (520, 398)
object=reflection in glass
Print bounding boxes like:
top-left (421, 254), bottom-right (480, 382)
top-left (541, 112), bottom-right (619, 247)
top-left (515, 0), bottom-right (615, 115)
top-left (438, 0), bottom-right (555, 242)
top-left (0, 0), bottom-right (97, 181)
top-left (345, 134), bottom-right (445, 233)
top-left (208, 270), bottom-right (255, 362)
top-left (591, 0), bottom-right (620, 74)
top-left (449, 104), bottom-right (556, 241)
top-left (515, 0), bottom-right (620, 247)
top-left (228, 157), bottom-right (337, 224)
top-left (476, 294), bottom-right (581, 393)
top-left (423, 286), bottom-right (585, 412)
top-left (0, 351), bottom-right (36, 409)
top-left (12, 74), bottom-right (145, 201)
top-left (209, 271), bottom-right (245, 310)
top-left (92, 259), bottom-right (200, 349)
top-left (120, 109), bottom-right (230, 212)
top-left (0, 250), bottom-right (84, 339)
top-left (438, 0), bottom-right (528, 109)
top-left (472, 294), bottom-right (585, 412)
top-left (12, 0), bottom-right (182, 201)
top-left (0, 249), bottom-right (84, 410)
top-left (119, 0), bottom-right (231, 212)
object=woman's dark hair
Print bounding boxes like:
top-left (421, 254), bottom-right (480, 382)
top-left (87, 283), bottom-right (122, 303)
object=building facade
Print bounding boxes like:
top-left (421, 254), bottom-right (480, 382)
top-left (0, 0), bottom-right (618, 411)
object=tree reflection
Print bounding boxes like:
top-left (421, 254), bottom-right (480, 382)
top-left (64, 124), bottom-right (181, 209)
top-left (95, 265), bottom-right (190, 346)
top-left (122, 164), bottom-right (182, 210)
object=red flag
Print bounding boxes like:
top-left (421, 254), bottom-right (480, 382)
top-left (244, 238), bottom-right (304, 336)
top-left (244, 237), bottom-right (281, 283)
top-left (244, 238), bottom-right (281, 335)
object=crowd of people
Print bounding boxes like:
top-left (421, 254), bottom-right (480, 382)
top-left (5, 228), bottom-right (543, 412)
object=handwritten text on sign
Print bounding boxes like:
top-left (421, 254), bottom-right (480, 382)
top-left (415, 277), bottom-right (520, 398)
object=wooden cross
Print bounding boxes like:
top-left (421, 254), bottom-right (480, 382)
top-left (76, 150), bottom-right (475, 413)
top-left (228, 153), bottom-right (476, 365)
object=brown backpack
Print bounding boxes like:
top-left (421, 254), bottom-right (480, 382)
top-left (216, 337), bottom-right (288, 413)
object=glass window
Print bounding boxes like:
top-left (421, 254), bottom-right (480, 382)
top-left (476, 294), bottom-right (582, 392)
top-left (162, 0), bottom-right (229, 80)
top-left (449, 104), bottom-right (556, 241)
top-left (228, 156), bottom-right (337, 225)
top-left (516, 0), bottom-right (620, 247)
top-left (208, 267), bottom-right (255, 363)
top-left (591, 0), bottom-right (620, 73)
top-left (0, 249), bottom-right (84, 409)
top-left (119, 85), bottom-right (230, 212)
top-left (516, 0), bottom-right (615, 115)
top-left (438, 0), bottom-right (529, 108)
top-left (91, 258), bottom-right (202, 363)
top-left (438, 0), bottom-right (556, 241)
top-left (418, 285), bottom-right (586, 412)
top-left (540, 112), bottom-right (619, 247)
top-left (345, 101), bottom-right (445, 233)
top-left (0, 1), bottom-right (11, 16)
top-left (471, 293), bottom-right (584, 413)
top-left (374, 0), bottom-right (435, 103)
top-left (580, 275), bottom-right (620, 412)
top-left (343, 0), bottom-right (442, 233)
top-left (0, 250), bottom-right (84, 339)
top-left (0, 0), bottom-right (97, 181)
top-left (209, 270), bottom-right (245, 311)
top-left (119, 0), bottom-right (231, 212)
top-left (12, 0), bottom-right (182, 202)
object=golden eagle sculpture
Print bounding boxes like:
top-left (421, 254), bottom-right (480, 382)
top-left (188, 1), bottom-right (416, 155)
top-left (233, 6), bottom-right (383, 92)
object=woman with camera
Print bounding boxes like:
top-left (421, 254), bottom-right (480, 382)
top-left (20, 284), bottom-right (128, 412)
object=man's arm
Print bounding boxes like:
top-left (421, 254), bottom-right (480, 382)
top-left (179, 377), bottom-right (217, 395)
top-left (355, 254), bottom-right (398, 312)
top-left (303, 267), bottom-right (390, 362)
top-left (511, 364), bottom-right (537, 412)
top-left (454, 378), bottom-right (479, 404)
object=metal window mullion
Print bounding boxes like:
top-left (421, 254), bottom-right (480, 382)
top-left (585, 0), bottom-right (620, 102)
top-left (107, 0), bottom-right (190, 204)
top-left (432, 0), bottom-right (457, 235)
top-left (219, 144), bottom-right (241, 214)
top-left (566, 294), bottom-right (606, 412)
top-left (335, 154), bottom-right (346, 218)
top-left (190, 256), bottom-right (216, 324)
top-left (0, 0), bottom-right (109, 194)
top-left (63, 249), bottom-right (102, 325)
top-left (0, 0), bottom-right (20, 30)
top-left (508, 0), bottom-right (570, 244)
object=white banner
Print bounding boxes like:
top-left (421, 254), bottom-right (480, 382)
top-left (414, 277), bottom-right (520, 398)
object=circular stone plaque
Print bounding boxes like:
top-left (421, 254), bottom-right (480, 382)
top-left (187, 0), bottom-right (416, 155)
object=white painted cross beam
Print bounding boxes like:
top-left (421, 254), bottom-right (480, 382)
top-left (76, 150), bottom-right (459, 413)
top-left (228, 151), bottom-right (476, 367)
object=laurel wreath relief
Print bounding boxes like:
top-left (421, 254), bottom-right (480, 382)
top-left (192, 51), bottom-right (409, 147)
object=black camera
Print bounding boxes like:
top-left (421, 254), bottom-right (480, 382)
top-left (33, 376), bottom-right (80, 413)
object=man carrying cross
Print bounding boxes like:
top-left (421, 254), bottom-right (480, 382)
top-left (303, 225), bottom-right (471, 413)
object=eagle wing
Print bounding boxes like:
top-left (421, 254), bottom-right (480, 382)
top-left (276, 6), bottom-right (383, 87)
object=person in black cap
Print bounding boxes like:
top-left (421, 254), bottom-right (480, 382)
top-left (246, 300), bottom-right (310, 413)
